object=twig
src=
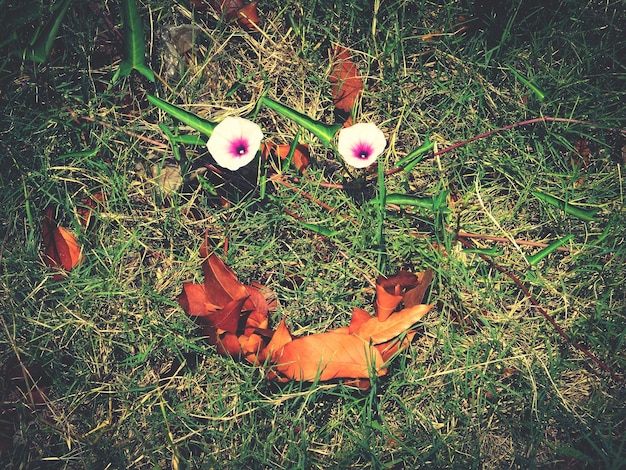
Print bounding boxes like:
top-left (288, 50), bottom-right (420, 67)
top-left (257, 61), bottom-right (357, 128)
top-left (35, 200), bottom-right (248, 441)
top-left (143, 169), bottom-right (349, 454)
top-left (66, 107), bottom-right (168, 149)
top-left (386, 116), bottom-right (626, 176)
top-left (456, 235), bottom-right (622, 383)
top-left (269, 173), bottom-right (360, 226)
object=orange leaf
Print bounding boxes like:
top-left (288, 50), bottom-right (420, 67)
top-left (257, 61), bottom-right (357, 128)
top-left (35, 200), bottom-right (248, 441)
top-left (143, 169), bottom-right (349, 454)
top-left (376, 330), bottom-right (417, 362)
top-left (374, 282), bottom-right (402, 321)
top-left (216, 332), bottom-right (242, 357)
top-left (375, 271), bottom-right (419, 320)
top-left (403, 268), bottom-right (434, 308)
top-left (178, 283), bottom-right (221, 316)
top-left (42, 209), bottom-right (82, 277)
top-left (329, 44), bottom-right (364, 113)
top-left (214, 296), bottom-right (248, 334)
top-left (203, 252), bottom-right (249, 307)
top-left (261, 318), bottom-right (292, 363)
top-left (237, 0), bottom-right (259, 30)
top-left (261, 141), bottom-right (310, 173)
top-left (240, 333), bottom-right (264, 364)
top-left (348, 307), bottom-right (374, 334)
top-left (355, 304), bottom-right (433, 344)
top-left (208, 0), bottom-right (259, 30)
top-left (243, 284), bottom-right (270, 334)
top-left (272, 332), bottom-right (386, 382)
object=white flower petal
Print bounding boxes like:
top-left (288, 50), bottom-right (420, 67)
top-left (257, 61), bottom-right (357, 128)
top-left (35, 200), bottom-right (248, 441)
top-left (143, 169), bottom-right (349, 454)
top-left (337, 122), bottom-right (386, 168)
top-left (207, 116), bottom-right (264, 171)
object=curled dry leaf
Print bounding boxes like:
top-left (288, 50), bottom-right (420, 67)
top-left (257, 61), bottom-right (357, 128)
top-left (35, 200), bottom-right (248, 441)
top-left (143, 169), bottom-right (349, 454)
top-left (42, 208), bottom-right (82, 279)
top-left (329, 44), bottom-right (364, 113)
top-left (178, 244), bottom-right (274, 363)
top-left (375, 271), bottom-right (418, 320)
top-left (403, 268), bottom-right (434, 308)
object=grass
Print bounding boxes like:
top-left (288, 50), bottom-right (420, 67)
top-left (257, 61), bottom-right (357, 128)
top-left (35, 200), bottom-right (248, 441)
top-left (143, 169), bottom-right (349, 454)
top-left (1, 0), bottom-right (625, 468)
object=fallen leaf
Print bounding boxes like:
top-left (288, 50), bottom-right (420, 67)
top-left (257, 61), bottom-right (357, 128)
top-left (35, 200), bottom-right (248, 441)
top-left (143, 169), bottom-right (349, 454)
top-left (178, 283), bottom-right (221, 316)
top-left (374, 282), bottom-right (403, 321)
top-left (203, 251), bottom-right (249, 308)
top-left (272, 332), bottom-right (386, 382)
top-left (178, 246), bottom-right (274, 360)
top-left (76, 192), bottom-right (105, 228)
top-left (261, 141), bottom-right (310, 173)
top-left (42, 208), bottom-right (82, 278)
top-left (215, 332), bottom-right (242, 357)
top-left (236, 0), bottom-right (259, 30)
top-left (403, 268), bottom-right (434, 308)
top-left (329, 44), bottom-right (363, 113)
top-left (376, 330), bottom-right (417, 362)
top-left (207, 0), bottom-right (260, 30)
top-left (348, 307), bottom-right (374, 334)
top-left (214, 296), bottom-right (248, 334)
top-left (375, 270), bottom-right (419, 320)
top-left (355, 304), bottom-right (433, 344)
top-left (262, 318), bottom-right (292, 362)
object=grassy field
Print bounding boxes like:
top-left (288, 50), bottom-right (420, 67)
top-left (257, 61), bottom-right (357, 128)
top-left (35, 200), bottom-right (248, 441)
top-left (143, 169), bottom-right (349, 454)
top-left (1, 0), bottom-right (625, 468)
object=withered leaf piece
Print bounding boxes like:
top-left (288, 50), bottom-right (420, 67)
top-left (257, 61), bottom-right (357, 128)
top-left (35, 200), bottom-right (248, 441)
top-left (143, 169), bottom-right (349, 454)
top-left (329, 44), bottom-right (364, 113)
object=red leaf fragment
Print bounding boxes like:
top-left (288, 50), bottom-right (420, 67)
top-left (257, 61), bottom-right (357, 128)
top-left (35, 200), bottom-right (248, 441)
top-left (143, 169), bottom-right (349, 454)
top-left (261, 141), bottom-right (310, 173)
top-left (42, 208), bottom-right (82, 279)
top-left (77, 192), bottom-right (105, 228)
top-left (206, 0), bottom-right (260, 30)
top-left (403, 268), bottom-right (434, 308)
top-left (329, 44), bottom-right (364, 113)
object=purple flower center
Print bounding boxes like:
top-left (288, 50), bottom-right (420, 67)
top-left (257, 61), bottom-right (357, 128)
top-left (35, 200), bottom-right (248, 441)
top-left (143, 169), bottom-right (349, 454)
top-left (230, 138), bottom-right (248, 157)
top-left (353, 142), bottom-right (373, 160)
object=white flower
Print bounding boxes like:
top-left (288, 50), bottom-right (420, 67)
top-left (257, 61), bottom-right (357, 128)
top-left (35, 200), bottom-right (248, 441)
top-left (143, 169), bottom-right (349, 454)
top-left (206, 116), bottom-right (264, 171)
top-left (337, 122), bottom-right (386, 168)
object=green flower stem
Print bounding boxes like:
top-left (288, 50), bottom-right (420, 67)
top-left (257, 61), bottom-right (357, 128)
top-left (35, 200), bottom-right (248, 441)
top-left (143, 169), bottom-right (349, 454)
top-left (260, 96), bottom-right (342, 148)
top-left (381, 193), bottom-right (451, 214)
top-left (376, 156), bottom-right (387, 273)
top-left (112, 0), bottom-right (154, 83)
top-left (147, 95), bottom-right (217, 138)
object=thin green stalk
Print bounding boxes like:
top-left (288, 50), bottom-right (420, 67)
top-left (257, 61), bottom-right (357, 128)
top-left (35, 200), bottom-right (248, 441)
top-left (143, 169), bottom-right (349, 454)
top-left (376, 156), bottom-right (386, 273)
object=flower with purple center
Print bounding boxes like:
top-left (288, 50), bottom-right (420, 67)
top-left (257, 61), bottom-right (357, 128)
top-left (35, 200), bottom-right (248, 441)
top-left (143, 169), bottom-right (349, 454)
top-left (206, 116), bottom-right (264, 171)
top-left (337, 122), bottom-right (387, 168)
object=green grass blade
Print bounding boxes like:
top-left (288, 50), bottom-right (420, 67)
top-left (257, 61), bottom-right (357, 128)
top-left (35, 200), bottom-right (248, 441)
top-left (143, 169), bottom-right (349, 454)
top-left (507, 65), bottom-right (546, 101)
top-left (112, 0), bottom-right (155, 83)
top-left (526, 234), bottom-right (574, 265)
top-left (532, 190), bottom-right (598, 222)
top-left (27, 0), bottom-right (72, 63)
top-left (282, 129), bottom-right (302, 172)
top-left (396, 137), bottom-right (433, 170)
top-left (295, 220), bottom-right (340, 237)
top-left (383, 193), bottom-right (451, 214)
top-left (376, 155), bottom-right (387, 273)
top-left (148, 95), bottom-right (216, 138)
